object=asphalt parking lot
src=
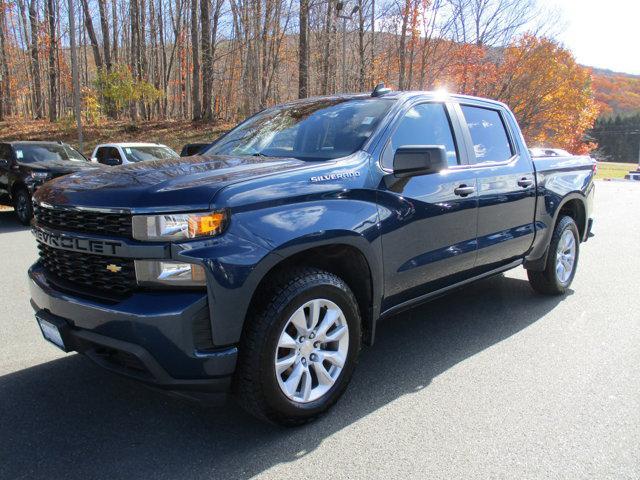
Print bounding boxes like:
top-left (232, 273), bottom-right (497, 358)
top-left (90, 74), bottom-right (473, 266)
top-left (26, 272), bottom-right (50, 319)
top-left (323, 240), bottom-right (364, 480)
top-left (0, 180), bottom-right (638, 480)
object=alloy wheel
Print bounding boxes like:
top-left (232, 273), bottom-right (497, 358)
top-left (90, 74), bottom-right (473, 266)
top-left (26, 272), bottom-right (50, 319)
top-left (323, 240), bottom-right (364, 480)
top-left (274, 299), bottom-right (349, 403)
top-left (555, 229), bottom-right (576, 284)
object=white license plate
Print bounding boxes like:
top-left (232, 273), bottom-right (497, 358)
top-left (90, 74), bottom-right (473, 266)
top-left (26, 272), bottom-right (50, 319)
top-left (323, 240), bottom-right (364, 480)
top-left (37, 316), bottom-right (66, 350)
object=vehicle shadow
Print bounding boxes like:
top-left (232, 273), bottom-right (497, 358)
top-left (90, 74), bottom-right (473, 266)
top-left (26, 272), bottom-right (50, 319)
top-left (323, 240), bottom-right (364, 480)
top-left (0, 274), bottom-right (570, 479)
top-left (0, 209), bottom-right (30, 233)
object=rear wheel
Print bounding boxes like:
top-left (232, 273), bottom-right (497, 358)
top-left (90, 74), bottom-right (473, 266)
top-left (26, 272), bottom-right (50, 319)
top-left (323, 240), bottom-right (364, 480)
top-left (234, 268), bottom-right (361, 426)
top-left (527, 215), bottom-right (580, 295)
top-left (13, 188), bottom-right (33, 225)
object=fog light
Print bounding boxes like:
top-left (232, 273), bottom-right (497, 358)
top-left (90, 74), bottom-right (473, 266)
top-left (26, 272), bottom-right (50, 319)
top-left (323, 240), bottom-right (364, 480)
top-left (135, 260), bottom-right (206, 287)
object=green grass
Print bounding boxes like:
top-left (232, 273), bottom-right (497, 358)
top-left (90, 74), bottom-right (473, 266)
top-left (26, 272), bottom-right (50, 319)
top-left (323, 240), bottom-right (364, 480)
top-left (595, 162), bottom-right (638, 180)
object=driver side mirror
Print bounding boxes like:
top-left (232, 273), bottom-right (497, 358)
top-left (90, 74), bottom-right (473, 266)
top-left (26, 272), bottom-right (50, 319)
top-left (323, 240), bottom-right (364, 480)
top-left (393, 145), bottom-right (448, 177)
top-left (102, 157), bottom-right (122, 166)
top-left (0, 158), bottom-right (9, 169)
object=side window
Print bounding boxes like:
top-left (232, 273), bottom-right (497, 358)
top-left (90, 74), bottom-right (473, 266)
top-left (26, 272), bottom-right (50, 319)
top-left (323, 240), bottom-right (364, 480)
top-left (460, 106), bottom-right (514, 163)
top-left (0, 144), bottom-right (12, 163)
top-left (95, 147), bottom-right (108, 163)
top-left (382, 103), bottom-right (459, 169)
top-left (109, 147), bottom-right (122, 161)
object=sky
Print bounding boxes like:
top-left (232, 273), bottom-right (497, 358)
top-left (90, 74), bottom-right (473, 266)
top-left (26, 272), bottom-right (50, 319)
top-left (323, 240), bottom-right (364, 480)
top-left (538, 0), bottom-right (640, 75)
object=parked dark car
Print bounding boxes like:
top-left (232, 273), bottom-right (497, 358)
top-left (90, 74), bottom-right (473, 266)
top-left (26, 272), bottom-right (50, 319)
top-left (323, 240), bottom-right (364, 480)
top-left (28, 88), bottom-right (595, 425)
top-left (0, 141), bottom-right (96, 224)
top-left (180, 143), bottom-right (210, 157)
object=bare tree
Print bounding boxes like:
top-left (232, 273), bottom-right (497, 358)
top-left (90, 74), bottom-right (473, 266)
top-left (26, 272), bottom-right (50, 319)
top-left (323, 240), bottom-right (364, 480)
top-left (44, 0), bottom-right (57, 120)
top-left (79, 0), bottom-right (103, 69)
top-left (298, 0), bottom-right (309, 98)
top-left (191, 0), bottom-right (201, 119)
top-left (27, 0), bottom-right (43, 118)
top-left (0, 1), bottom-right (10, 118)
top-left (67, 0), bottom-right (83, 148)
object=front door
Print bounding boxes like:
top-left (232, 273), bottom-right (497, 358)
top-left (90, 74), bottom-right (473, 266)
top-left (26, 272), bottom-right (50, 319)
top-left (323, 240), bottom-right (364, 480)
top-left (377, 102), bottom-right (479, 311)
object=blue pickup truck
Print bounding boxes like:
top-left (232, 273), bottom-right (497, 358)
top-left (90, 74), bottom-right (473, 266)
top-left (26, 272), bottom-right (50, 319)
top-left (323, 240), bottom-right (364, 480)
top-left (29, 87), bottom-right (595, 425)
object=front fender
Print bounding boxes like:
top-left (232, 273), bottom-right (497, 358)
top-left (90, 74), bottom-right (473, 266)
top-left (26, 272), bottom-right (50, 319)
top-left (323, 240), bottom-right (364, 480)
top-left (178, 197), bottom-right (383, 347)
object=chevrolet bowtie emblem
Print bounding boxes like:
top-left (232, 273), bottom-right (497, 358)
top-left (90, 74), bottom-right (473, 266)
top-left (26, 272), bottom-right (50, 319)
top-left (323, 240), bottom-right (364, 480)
top-left (106, 264), bottom-right (122, 273)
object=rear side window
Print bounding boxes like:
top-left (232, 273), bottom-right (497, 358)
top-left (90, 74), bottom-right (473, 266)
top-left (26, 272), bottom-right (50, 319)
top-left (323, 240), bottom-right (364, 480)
top-left (0, 144), bottom-right (12, 162)
top-left (382, 103), bottom-right (459, 169)
top-left (95, 147), bottom-right (109, 162)
top-left (461, 106), bottom-right (513, 163)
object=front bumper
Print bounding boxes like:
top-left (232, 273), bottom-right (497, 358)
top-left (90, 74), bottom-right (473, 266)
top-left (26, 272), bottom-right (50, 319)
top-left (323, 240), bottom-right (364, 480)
top-left (29, 263), bottom-right (237, 392)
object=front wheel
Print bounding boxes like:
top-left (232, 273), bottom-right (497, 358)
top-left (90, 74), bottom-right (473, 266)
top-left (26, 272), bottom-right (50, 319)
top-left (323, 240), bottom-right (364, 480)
top-left (234, 268), bottom-right (361, 426)
top-left (13, 188), bottom-right (33, 225)
top-left (527, 215), bottom-right (580, 295)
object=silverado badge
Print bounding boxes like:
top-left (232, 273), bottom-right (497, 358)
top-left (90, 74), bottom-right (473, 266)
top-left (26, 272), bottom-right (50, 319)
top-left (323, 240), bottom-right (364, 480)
top-left (106, 264), bottom-right (122, 273)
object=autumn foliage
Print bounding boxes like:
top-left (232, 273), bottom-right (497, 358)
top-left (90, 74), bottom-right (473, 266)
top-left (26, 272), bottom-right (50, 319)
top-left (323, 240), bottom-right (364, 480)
top-left (0, 0), bottom-right (608, 155)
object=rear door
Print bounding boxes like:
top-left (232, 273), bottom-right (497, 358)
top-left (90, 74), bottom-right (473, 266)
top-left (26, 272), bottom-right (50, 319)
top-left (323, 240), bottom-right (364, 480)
top-left (456, 103), bottom-right (536, 270)
top-left (377, 101), bottom-right (479, 310)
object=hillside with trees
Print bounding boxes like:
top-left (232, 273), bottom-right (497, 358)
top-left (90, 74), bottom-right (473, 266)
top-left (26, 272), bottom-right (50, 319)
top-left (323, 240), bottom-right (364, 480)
top-left (586, 69), bottom-right (640, 163)
top-left (0, 0), bottom-right (601, 155)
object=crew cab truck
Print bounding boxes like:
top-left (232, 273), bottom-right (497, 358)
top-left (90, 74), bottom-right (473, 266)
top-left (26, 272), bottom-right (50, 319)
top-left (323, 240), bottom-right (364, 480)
top-left (0, 141), bottom-right (94, 224)
top-left (28, 88), bottom-right (595, 425)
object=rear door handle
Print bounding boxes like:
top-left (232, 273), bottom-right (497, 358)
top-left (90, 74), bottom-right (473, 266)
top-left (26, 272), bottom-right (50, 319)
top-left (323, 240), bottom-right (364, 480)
top-left (454, 184), bottom-right (475, 197)
top-left (517, 177), bottom-right (534, 188)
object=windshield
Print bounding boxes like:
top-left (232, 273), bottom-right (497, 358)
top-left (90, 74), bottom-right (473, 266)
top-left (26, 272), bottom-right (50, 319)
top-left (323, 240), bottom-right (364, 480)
top-left (204, 97), bottom-right (394, 160)
top-left (122, 146), bottom-right (179, 163)
top-left (15, 143), bottom-right (87, 163)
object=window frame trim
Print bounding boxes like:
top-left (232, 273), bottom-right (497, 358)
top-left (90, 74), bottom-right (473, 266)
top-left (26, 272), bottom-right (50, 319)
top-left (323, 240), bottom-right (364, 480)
top-left (456, 102), bottom-right (521, 168)
top-left (376, 99), bottom-right (470, 173)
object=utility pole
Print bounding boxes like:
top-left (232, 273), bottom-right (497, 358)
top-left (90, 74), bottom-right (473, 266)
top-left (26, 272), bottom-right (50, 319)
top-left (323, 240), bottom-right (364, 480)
top-left (336, 2), bottom-right (359, 93)
top-left (67, 0), bottom-right (83, 151)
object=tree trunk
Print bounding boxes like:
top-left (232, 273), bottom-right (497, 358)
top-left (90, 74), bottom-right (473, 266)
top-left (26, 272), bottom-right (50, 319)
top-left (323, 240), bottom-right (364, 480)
top-left (97, 0), bottom-right (111, 71)
top-left (129, 0), bottom-right (139, 120)
top-left (191, 0), bottom-right (201, 120)
top-left (67, 0), bottom-right (83, 150)
top-left (397, 0), bottom-right (411, 90)
top-left (298, 0), bottom-right (309, 98)
top-left (0, 3), bottom-right (10, 118)
top-left (111, 0), bottom-right (118, 63)
top-left (320, 0), bottom-right (333, 95)
top-left (201, 0), bottom-right (212, 120)
top-left (357, 0), bottom-right (366, 90)
top-left (28, 0), bottom-right (44, 118)
top-left (79, 0), bottom-right (103, 70)
top-left (44, 0), bottom-right (57, 121)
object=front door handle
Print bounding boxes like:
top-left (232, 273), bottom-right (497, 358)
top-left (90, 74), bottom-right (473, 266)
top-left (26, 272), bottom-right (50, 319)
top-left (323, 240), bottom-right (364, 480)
top-left (517, 177), bottom-right (534, 188)
top-left (454, 184), bottom-right (475, 197)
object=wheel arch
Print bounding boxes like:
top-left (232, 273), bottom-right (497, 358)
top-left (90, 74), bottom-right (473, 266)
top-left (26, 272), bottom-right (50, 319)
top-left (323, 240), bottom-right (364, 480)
top-left (244, 240), bottom-right (381, 347)
top-left (525, 193), bottom-right (587, 271)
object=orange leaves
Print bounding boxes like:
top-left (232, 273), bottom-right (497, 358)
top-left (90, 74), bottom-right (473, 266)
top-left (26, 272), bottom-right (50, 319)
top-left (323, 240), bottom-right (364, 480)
top-left (493, 36), bottom-right (599, 153)
top-left (591, 70), bottom-right (640, 115)
top-left (416, 35), bottom-right (598, 153)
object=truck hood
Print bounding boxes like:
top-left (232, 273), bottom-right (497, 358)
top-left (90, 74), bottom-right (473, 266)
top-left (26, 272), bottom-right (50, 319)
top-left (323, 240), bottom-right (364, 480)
top-left (34, 154), bottom-right (310, 211)
top-left (21, 160), bottom-right (98, 176)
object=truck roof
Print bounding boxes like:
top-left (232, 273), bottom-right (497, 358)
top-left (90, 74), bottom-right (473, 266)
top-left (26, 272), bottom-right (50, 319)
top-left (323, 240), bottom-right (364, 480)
top-left (276, 90), bottom-right (509, 111)
top-left (94, 142), bottom-right (168, 148)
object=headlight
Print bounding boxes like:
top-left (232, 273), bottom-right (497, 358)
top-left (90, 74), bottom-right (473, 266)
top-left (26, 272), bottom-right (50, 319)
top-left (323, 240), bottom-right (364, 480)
top-left (132, 210), bottom-right (227, 241)
top-left (135, 260), bottom-right (206, 287)
top-left (30, 171), bottom-right (50, 180)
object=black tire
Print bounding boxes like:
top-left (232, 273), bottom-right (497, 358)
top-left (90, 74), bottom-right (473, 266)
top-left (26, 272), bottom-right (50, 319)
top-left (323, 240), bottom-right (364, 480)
top-left (13, 188), bottom-right (33, 225)
top-left (527, 215), bottom-right (580, 295)
top-left (234, 268), bottom-right (361, 426)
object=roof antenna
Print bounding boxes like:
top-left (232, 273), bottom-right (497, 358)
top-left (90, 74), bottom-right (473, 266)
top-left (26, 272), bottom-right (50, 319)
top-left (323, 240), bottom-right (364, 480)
top-left (371, 83), bottom-right (392, 97)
